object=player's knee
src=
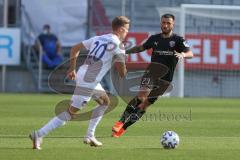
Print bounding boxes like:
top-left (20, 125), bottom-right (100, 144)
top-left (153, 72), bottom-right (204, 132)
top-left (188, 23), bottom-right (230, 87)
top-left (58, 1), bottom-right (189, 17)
top-left (68, 106), bottom-right (80, 119)
top-left (71, 95), bottom-right (88, 110)
top-left (103, 96), bottom-right (110, 106)
top-left (137, 95), bottom-right (147, 103)
top-left (97, 95), bottom-right (110, 106)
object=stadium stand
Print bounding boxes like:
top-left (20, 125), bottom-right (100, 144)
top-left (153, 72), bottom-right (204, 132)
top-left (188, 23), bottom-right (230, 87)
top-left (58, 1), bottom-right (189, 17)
top-left (1, 0), bottom-right (240, 96)
top-left (101, 0), bottom-right (240, 32)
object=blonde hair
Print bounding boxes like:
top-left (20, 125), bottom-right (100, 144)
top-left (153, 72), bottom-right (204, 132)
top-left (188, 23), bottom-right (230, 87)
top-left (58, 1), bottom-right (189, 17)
top-left (112, 16), bottom-right (130, 31)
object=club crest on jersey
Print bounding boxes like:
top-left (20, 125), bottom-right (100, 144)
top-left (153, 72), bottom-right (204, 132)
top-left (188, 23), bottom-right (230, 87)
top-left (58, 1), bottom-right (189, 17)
top-left (183, 41), bottom-right (190, 47)
top-left (169, 41), bottom-right (175, 47)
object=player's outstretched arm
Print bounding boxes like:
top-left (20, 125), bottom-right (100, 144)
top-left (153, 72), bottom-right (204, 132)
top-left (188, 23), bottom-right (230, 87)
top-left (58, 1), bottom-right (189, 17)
top-left (184, 50), bottom-right (194, 59)
top-left (126, 45), bottom-right (145, 54)
top-left (174, 50), bottom-right (193, 59)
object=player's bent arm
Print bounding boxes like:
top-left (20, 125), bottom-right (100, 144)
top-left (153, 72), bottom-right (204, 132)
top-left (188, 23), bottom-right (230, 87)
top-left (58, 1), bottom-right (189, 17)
top-left (113, 54), bottom-right (127, 77)
top-left (67, 42), bottom-right (86, 80)
top-left (115, 61), bottom-right (127, 78)
top-left (69, 42), bottom-right (86, 70)
top-left (175, 50), bottom-right (194, 59)
top-left (183, 50), bottom-right (194, 59)
top-left (126, 45), bottom-right (145, 54)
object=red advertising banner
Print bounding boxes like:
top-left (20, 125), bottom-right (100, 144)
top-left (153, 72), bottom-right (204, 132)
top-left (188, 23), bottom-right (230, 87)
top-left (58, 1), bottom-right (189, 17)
top-left (125, 32), bottom-right (240, 70)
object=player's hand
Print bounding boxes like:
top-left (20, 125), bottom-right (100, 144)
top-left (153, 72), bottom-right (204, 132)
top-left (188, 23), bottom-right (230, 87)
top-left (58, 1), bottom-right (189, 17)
top-left (67, 69), bottom-right (76, 80)
top-left (174, 51), bottom-right (185, 60)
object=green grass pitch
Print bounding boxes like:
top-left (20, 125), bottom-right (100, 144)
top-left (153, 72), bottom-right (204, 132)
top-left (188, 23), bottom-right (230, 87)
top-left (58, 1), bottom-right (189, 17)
top-left (0, 93), bottom-right (240, 160)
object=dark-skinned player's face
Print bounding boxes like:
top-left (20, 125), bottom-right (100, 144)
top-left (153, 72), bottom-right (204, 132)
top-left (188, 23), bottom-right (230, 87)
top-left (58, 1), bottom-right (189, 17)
top-left (161, 17), bottom-right (174, 34)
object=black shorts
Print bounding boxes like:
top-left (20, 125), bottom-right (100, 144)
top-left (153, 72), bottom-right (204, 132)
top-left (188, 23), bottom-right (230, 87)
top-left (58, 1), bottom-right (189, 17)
top-left (140, 63), bottom-right (171, 97)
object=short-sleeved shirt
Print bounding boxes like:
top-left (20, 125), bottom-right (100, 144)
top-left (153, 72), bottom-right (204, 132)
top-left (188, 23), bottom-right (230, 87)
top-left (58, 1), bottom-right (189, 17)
top-left (38, 33), bottom-right (58, 58)
top-left (143, 33), bottom-right (190, 82)
top-left (81, 33), bottom-right (125, 83)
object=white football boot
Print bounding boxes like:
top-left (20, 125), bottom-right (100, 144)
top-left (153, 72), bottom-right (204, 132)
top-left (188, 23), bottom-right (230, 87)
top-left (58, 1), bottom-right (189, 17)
top-left (83, 135), bottom-right (103, 147)
top-left (29, 131), bottom-right (43, 150)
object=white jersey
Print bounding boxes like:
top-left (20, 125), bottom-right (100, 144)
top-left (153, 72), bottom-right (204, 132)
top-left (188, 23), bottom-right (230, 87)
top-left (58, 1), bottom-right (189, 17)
top-left (78, 33), bottom-right (125, 86)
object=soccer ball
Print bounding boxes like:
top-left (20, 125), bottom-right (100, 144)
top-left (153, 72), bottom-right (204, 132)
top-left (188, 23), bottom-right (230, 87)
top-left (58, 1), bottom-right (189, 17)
top-left (160, 131), bottom-right (180, 149)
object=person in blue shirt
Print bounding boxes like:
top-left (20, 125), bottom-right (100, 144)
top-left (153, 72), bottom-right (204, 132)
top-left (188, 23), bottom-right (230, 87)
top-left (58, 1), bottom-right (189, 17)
top-left (36, 24), bottom-right (63, 69)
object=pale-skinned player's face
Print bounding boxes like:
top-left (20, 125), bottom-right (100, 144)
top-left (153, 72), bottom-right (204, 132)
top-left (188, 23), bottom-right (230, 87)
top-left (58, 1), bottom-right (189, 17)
top-left (161, 17), bottom-right (174, 34)
top-left (119, 24), bottom-right (129, 41)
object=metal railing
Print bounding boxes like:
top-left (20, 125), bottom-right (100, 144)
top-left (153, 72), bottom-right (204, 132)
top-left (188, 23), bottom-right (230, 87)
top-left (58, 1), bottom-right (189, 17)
top-left (21, 4), bottom-right (43, 91)
top-left (36, 40), bottom-right (43, 90)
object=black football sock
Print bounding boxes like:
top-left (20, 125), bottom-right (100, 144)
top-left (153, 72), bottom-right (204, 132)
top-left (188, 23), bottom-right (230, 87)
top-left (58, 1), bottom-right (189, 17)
top-left (119, 97), bottom-right (142, 123)
top-left (122, 109), bottom-right (146, 130)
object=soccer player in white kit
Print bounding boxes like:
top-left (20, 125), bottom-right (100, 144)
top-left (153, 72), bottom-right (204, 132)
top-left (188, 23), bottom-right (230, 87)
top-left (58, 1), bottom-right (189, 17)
top-left (29, 16), bottom-right (130, 149)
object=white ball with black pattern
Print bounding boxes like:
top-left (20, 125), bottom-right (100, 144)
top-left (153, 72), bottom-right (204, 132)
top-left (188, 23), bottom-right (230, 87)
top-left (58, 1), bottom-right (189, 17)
top-left (160, 131), bottom-right (180, 149)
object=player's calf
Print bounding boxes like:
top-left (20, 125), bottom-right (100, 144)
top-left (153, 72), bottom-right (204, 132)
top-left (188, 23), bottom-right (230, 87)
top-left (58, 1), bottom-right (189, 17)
top-left (119, 96), bottom-right (142, 123)
top-left (122, 109), bottom-right (146, 130)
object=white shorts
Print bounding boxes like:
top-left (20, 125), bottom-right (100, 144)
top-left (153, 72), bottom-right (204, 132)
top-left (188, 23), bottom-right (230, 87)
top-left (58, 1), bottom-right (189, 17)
top-left (71, 65), bottom-right (106, 109)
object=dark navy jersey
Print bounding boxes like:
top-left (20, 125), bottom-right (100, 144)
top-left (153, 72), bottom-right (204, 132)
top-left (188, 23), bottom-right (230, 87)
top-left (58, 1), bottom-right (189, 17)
top-left (143, 33), bottom-right (190, 82)
top-left (38, 33), bottom-right (58, 47)
top-left (38, 33), bottom-right (58, 57)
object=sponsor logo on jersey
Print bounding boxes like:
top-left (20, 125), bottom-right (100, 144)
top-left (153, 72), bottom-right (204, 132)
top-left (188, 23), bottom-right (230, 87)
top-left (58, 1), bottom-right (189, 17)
top-left (183, 41), bottom-right (190, 47)
top-left (154, 50), bottom-right (174, 56)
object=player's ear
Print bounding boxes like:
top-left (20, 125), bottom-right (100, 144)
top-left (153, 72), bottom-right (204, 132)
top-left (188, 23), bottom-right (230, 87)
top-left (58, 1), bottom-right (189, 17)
top-left (119, 27), bottom-right (124, 33)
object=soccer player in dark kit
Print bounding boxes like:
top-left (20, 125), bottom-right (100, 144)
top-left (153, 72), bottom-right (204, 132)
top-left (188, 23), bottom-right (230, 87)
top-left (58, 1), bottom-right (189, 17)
top-left (112, 13), bottom-right (193, 137)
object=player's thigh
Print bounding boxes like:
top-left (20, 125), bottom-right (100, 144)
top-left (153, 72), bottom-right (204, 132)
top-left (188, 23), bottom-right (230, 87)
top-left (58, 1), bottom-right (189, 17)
top-left (71, 94), bottom-right (91, 110)
top-left (148, 79), bottom-right (170, 99)
top-left (138, 72), bottom-right (155, 101)
top-left (70, 66), bottom-right (98, 110)
top-left (70, 83), bottom-right (106, 109)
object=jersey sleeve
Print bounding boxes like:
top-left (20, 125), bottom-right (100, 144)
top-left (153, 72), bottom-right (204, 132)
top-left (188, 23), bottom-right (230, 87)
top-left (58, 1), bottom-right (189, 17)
top-left (82, 37), bottom-right (95, 50)
top-left (143, 35), bottom-right (154, 50)
top-left (113, 42), bottom-right (126, 63)
top-left (177, 36), bottom-right (190, 53)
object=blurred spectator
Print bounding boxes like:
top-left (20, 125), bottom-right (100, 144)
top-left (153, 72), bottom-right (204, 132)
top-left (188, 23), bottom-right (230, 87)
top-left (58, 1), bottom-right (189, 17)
top-left (35, 24), bottom-right (63, 69)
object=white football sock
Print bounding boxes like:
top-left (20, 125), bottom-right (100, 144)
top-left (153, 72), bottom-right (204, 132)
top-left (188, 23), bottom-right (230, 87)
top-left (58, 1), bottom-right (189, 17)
top-left (86, 105), bottom-right (108, 137)
top-left (37, 111), bottom-right (71, 137)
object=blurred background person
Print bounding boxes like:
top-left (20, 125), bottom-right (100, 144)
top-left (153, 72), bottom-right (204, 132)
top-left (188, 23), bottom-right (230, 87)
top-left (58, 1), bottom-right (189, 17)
top-left (35, 24), bottom-right (63, 69)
